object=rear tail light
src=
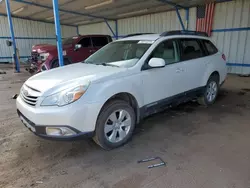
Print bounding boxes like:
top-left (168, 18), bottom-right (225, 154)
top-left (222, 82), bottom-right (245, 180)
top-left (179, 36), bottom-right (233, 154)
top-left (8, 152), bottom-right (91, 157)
top-left (222, 54), bottom-right (226, 61)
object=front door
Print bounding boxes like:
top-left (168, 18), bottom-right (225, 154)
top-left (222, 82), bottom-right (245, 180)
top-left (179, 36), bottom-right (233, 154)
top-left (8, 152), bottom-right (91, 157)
top-left (91, 36), bottom-right (110, 54)
top-left (71, 37), bottom-right (93, 63)
top-left (141, 39), bottom-right (186, 107)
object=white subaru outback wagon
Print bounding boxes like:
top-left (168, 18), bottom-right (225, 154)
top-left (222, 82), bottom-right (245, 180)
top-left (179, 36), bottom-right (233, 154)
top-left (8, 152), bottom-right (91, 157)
top-left (17, 31), bottom-right (227, 149)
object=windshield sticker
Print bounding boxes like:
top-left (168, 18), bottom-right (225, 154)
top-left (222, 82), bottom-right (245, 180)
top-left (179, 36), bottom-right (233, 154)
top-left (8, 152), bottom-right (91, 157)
top-left (138, 40), bottom-right (155, 44)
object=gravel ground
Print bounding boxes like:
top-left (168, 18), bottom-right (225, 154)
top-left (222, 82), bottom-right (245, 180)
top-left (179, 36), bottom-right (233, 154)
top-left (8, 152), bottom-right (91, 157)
top-left (0, 66), bottom-right (250, 188)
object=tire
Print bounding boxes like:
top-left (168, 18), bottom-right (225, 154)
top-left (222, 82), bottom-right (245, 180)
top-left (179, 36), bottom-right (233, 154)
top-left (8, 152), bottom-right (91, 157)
top-left (198, 74), bottom-right (219, 106)
top-left (51, 60), bottom-right (59, 69)
top-left (93, 100), bottom-right (136, 150)
top-left (51, 59), bottom-right (71, 69)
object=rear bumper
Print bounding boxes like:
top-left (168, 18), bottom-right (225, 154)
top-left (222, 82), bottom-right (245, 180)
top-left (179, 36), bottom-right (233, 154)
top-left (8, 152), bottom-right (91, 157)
top-left (17, 110), bottom-right (94, 141)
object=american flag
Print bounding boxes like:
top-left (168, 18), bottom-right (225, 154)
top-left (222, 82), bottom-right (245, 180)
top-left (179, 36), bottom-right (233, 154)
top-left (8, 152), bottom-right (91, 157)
top-left (196, 3), bottom-right (215, 37)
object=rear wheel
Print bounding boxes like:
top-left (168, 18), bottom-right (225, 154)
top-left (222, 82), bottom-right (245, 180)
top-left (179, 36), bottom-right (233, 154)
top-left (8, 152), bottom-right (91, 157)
top-left (198, 75), bottom-right (219, 106)
top-left (93, 100), bottom-right (136, 150)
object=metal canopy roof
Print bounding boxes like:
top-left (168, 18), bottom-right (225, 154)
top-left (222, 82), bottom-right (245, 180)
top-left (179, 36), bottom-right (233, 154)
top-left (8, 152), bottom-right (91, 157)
top-left (0, 0), bottom-right (216, 26)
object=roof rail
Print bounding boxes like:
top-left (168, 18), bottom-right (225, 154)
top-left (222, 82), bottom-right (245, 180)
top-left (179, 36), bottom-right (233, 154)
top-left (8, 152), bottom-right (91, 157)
top-left (123, 33), bottom-right (155, 38)
top-left (160, 30), bottom-right (208, 37)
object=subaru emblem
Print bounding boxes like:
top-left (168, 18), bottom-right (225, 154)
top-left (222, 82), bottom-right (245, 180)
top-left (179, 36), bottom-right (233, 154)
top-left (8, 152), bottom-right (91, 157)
top-left (23, 89), bottom-right (29, 96)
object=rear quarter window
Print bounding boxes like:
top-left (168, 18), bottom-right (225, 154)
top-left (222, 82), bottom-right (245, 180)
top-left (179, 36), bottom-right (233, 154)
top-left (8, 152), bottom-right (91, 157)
top-left (203, 40), bottom-right (218, 55)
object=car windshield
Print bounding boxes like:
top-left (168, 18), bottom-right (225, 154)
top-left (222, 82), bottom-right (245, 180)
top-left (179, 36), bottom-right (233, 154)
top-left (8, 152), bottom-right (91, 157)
top-left (84, 40), bottom-right (153, 68)
top-left (62, 37), bottom-right (78, 45)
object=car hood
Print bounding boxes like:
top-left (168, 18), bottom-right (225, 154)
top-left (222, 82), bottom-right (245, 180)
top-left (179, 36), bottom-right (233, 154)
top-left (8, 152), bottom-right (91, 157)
top-left (25, 63), bottom-right (126, 95)
top-left (32, 44), bottom-right (57, 53)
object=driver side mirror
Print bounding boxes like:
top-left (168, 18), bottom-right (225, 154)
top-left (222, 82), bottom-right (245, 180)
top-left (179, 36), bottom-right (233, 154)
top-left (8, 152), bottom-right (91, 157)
top-left (74, 44), bottom-right (82, 51)
top-left (148, 58), bottom-right (165, 68)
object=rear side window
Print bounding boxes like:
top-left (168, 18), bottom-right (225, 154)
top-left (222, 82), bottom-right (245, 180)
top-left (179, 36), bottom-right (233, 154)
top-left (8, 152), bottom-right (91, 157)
top-left (92, 37), bottom-right (109, 47)
top-left (179, 39), bottom-right (204, 61)
top-left (78, 37), bottom-right (91, 47)
top-left (203, 40), bottom-right (218, 55)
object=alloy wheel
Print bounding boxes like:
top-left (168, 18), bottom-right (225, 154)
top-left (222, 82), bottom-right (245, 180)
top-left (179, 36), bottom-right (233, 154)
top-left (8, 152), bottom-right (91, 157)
top-left (104, 109), bottom-right (132, 143)
top-left (206, 81), bottom-right (218, 102)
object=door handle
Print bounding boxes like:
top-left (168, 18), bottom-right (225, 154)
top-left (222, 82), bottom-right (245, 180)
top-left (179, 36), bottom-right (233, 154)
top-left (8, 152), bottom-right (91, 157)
top-left (89, 50), bottom-right (96, 53)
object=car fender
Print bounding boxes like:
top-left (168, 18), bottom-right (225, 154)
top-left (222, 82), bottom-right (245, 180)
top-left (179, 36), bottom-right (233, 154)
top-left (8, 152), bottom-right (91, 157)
top-left (201, 62), bottom-right (219, 86)
top-left (85, 74), bottom-right (144, 109)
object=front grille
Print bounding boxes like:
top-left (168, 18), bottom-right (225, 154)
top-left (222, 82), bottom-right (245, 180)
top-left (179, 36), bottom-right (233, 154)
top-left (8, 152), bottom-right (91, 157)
top-left (20, 85), bottom-right (41, 106)
top-left (31, 52), bottom-right (39, 61)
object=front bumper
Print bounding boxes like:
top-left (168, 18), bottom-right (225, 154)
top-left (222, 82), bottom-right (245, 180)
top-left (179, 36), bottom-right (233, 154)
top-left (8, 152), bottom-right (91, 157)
top-left (17, 110), bottom-right (94, 141)
top-left (16, 96), bottom-right (103, 141)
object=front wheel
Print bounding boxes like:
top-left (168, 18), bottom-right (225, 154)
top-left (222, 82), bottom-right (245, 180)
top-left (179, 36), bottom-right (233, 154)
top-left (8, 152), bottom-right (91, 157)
top-left (198, 75), bottom-right (219, 106)
top-left (51, 59), bottom-right (71, 69)
top-left (93, 100), bottom-right (136, 150)
top-left (51, 60), bottom-right (59, 69)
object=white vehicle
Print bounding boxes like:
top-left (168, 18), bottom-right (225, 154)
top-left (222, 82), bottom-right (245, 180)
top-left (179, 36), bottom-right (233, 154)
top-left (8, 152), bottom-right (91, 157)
top-left (17, 31), bottom-right (227, 149)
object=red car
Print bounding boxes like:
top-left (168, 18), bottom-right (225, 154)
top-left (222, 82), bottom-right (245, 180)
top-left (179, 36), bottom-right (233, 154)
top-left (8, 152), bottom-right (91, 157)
top-left (30, 35), bottom-right (112, 73)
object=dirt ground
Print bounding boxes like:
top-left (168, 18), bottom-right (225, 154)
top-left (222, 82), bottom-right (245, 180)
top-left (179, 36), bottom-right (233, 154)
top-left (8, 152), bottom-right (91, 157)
top-left (0, 66), bottom-right (250, 188)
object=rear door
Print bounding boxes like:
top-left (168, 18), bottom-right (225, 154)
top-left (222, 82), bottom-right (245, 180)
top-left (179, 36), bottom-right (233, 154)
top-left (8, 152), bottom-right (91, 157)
top-left (177, 38), bottom-right (207, 91)
top-left (91, 36), bottom-right (110, 54)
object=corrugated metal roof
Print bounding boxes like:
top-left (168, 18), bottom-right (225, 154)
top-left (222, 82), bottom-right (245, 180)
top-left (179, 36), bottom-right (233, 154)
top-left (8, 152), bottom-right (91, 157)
top-left (0, 0), bottom-right (213, 26)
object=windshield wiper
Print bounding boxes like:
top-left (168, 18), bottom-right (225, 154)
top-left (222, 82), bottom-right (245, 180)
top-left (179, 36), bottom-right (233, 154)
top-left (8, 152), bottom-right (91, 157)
top-left (101, 63), bottom-right (119, 67)
top-left (83, 61), bottom-right (119, 67)
top-left (83, 61), bottom-right (92, 64)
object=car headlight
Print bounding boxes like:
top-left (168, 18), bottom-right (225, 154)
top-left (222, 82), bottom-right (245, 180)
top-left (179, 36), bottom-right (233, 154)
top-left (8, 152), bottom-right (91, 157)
top-left (40, 53), bottom-right (50, 61)
top-left (41, 84), bottom-right (89, 106)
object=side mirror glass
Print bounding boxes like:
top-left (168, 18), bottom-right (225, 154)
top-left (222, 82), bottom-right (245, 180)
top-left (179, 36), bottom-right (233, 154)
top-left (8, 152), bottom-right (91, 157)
top-left (74, 44), bottom-right (82, 51)
top-left (148, 58), bottom-right (165, 68)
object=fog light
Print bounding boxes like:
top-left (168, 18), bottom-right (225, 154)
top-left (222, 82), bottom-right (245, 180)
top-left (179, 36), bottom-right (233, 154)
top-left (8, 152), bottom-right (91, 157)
top-left (46, 127), bottom-right (76, 136)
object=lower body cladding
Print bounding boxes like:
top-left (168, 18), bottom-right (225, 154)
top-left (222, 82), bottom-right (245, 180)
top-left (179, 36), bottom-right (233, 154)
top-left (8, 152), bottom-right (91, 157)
top-left (16, 96), bottom-right (102, 140)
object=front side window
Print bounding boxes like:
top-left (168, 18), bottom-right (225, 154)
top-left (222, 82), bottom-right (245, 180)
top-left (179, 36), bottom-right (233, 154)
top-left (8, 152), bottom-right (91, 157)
top-left (84, 40), bottom-right (152, 68)
top-left (92, 37), bottom-right (109, 47)
top-left (151, 40), bottom-right (180, 64)
top-left (203, 40), bottom-right (218, 55)
top-left (78, 37), bottom-right (91, 47)
top-left (179, 39), bottom-right (204, 61)
top-left (63, 37), bottom-right (77, 45)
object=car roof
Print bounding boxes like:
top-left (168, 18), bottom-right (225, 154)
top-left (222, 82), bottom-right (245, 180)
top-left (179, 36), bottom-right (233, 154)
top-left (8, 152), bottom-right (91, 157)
top-left (119, 34), bottom-right (160, 41)
top-left (118, 34), bottom-right (210, 42)
top-left (70, 34), bottom-right (111, 39)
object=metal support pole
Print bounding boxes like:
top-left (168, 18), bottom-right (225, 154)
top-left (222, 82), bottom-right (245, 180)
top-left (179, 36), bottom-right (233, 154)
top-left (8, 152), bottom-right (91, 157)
top-left (115, 20), bottom-right (118, 39)
top-left (185, 8), bottom-right (189, 30)
top-left (5, 0), bottom-right (20, 72)
top-left (104, 19), bottom-right (116, 38)
top-left (52, 0), bottom-right (64, 67)
top-left (76, 26), bottom-right (79, 35)
top-left (175, 6), bottom-right (185, 31)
